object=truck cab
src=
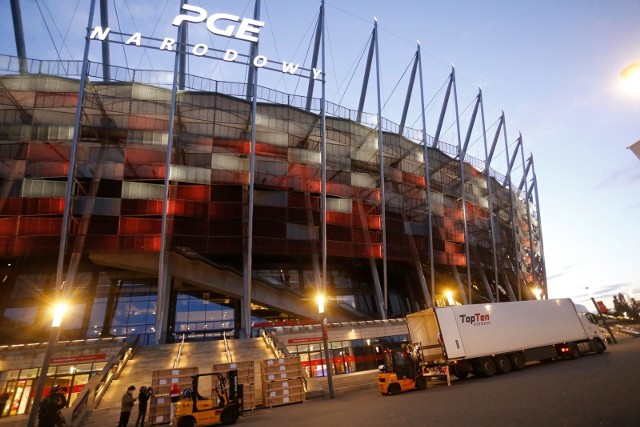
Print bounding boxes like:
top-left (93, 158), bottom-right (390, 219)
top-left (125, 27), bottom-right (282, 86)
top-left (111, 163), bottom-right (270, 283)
top-left (575, 304), bottom-right (609, 350)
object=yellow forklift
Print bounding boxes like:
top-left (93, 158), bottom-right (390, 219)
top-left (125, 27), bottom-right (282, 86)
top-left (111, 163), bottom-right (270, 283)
top-left (377, 346), bottom-right (426, 395)
top-left (174, 370), bottom-right (243, 426)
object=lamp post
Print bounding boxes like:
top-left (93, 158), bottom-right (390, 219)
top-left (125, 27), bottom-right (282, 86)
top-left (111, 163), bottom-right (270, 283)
top-left (27, 302), bottom-right (67, 427)
top-left (316, 295), bottom-right (335, 399)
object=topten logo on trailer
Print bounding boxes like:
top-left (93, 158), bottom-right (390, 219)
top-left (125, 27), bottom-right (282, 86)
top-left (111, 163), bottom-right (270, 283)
top-left (459, 312), bottom-right (491, 326)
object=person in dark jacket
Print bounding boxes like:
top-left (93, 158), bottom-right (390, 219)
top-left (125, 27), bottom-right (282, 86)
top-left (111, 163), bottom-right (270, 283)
top-left (38, 385), bottom-right (67, 427)
top-left (135, 386), bottom-right (153, 427)
top-left (118, 385), bottom-right (136, 427)
top-left (0, 392), bottom-right (9, 417)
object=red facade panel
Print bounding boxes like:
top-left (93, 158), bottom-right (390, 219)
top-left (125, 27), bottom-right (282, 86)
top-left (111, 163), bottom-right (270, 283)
top-left (176, 185), bottom-right (210, 201)
top-left (25, 161), bottom-right (69, 177)
top-left (210, 203), bottom-right (242, 219)
top-left (169, 200), bottom-right (208, 217)
top-left (82, 235), bottom-right (121, 252)
top-left (26, 143), bottom-right (71, 161)
top-left (120, 217), bottom-right (162, 235)
top-left (326, 182), bottom-right (352, 199)
top-left (120, 199), bottom-right (163, 216)
top-left (0, 197), bottom-right (25, 216)
top-left (22, 198), bottom-right (66, 215)
top-left (327, 240), bottom-right (353, 258)
top-left (0, 218), bottom-right (18, 236)
top-left (18, 217), bottom-right (62, 236)
top-left (402, 171), bottom-right (426, 186)
top-left (326, 212), bottom-right (351, 227)
top-left (35, 92), bottom-right (78, 109)
top-left (127, 115), bottom-right (168, 131)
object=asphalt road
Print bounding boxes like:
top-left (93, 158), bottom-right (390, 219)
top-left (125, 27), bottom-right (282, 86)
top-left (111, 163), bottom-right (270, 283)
top-left (238, 335), bottom-right (640, 427)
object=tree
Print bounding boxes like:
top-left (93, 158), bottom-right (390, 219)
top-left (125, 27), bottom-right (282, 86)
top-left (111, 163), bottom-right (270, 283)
top-left (611, 293), bottom-right (639, 319)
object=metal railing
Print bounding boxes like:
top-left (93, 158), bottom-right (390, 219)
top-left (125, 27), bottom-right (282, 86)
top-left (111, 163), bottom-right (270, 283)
top-left (223, 331), bottom-right (232, 363)
top-left (172, 334), bottom-right (186, 369)
top-left (261, 329), bottom-right (290, 358)
top-left (60, 335), bottom-right (140, 427)
top-left (0, 53), bottom-right (508, 182)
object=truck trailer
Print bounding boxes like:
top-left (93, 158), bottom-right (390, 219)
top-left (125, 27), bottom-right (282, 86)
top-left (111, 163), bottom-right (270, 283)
top-left (378, 298), bottom-right (607, 394)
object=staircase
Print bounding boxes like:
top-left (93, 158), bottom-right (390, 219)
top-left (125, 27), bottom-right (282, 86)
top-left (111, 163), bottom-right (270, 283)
top-left (81, 338), bottom-right (274, 426)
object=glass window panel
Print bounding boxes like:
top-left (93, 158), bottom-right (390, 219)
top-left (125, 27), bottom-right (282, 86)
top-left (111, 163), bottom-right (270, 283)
top-left (4, 307), bottom-right (37, 325)
top-left (62, 304), bottom-right (85, 329)
top-left (73, 363), bottom-right (94, 374)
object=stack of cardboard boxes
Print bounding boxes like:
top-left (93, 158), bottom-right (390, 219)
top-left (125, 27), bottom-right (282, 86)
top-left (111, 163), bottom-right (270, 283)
top-left (148, 367), bottom-right (198, 425)
top-left (260, 356), bottom-right (305, 407)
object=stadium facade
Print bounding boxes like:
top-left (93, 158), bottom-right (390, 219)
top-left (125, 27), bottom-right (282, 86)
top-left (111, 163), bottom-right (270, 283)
top-left (0, 0), bottom-right (546, 347)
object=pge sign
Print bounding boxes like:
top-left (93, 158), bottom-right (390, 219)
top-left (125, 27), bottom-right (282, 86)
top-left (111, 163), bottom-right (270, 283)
top-left (172, 4), bottom-right (265, 43)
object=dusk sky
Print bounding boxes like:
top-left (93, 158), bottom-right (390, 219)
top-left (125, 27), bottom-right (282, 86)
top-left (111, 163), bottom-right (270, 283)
top-left (2, 0), bottom-right (639, 309)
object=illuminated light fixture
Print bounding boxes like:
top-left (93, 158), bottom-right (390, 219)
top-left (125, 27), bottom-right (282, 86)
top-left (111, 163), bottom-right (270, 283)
top-left (316, 294), bottom-right (326, 314)
top-left (52, 303), bottom-right (68, 327)
top-left (444, 290), bottom-right (455, 306)
top-left (532, 287), bottom-right (543, 300)
top-left (621, 63), bottom-right (640, 94)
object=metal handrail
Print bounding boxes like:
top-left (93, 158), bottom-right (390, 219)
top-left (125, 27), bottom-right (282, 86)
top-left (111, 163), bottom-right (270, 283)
top-left (261, 329), bottom-right (290, 358)
top-left (0, 53), bottom-right (508, 184)
top-left (223, 331), bottom-right (232, 363)
top-left (60, 335), bottom-right (140, 427)
top-left (172, 334), bottom-right (186, 369)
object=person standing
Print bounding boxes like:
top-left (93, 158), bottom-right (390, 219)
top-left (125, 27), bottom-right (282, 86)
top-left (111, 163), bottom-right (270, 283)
top-left (118, 385), bottom-right (136, 427)
top-left (38, 385), bottom-right (67, 427)
top-left (51, 386), bottom-right (68, 427)
top-left (135, 386), bottom-right (153, 427)
top-left (0, 392), bottom-right (9, 417)
top-left (169, 383), bottom-right (180, 425)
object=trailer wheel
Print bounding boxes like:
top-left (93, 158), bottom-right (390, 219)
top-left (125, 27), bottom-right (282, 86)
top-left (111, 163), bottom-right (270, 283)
top-left (494, 355), bottom-right (512, 374)
top-left (509, 352), bottom-right (526, 371)
top-left (452, 364), bottom-right (469, 379)
top-left (388, 383), bottom-right (402, 395)
top-left (478, 357), bottom-right (497, 377)
top-left (415, 376), bottom-right (427, 390)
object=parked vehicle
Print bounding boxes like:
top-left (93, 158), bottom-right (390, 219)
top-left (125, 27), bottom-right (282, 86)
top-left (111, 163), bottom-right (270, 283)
top-left (378, 298), bottom-right (607, 394)
top-left (174, 370), bottom-right (243, 426)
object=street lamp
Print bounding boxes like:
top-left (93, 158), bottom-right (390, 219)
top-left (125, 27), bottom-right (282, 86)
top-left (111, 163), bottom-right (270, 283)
top-left (532, 287), bottom-right (543, 300)
top-left (444, 290), bottom-right (455, 306)
top-left (621, 63), bottom-right (640, 94)
top-left (316, 294), bottom-right (335, 399)
top-left (27, 302), bottom-right (67, 427)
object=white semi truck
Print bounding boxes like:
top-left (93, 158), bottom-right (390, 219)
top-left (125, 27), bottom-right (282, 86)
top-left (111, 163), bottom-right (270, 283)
top-left (405, 298), bottom-right (608, 380)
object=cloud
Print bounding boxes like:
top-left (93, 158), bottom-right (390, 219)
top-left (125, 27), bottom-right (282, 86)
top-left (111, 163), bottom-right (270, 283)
top-left (593, 165), bottom-right (640, 190)
top-left (546, 263), bottom-right (577, 281)
top-left (577, 283), bottom-right (640, 305)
